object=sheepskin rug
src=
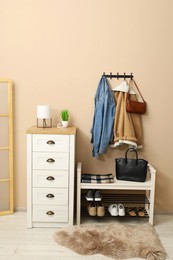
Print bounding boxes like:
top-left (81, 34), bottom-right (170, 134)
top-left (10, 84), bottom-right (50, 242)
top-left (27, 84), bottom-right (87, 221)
top-left (54, 223), bottom-right (166, 259)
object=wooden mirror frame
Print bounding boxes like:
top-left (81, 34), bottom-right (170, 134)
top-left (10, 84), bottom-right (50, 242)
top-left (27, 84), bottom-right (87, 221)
top-left (0, 78), bottom-right (14, 215)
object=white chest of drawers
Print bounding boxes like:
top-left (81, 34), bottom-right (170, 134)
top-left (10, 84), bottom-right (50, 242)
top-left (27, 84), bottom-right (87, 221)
top-left (26, 126), bottom-right (76, 228)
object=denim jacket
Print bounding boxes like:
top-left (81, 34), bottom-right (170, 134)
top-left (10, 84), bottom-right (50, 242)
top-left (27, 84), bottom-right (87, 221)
top-left (91, 76), bottom-right (116, 157)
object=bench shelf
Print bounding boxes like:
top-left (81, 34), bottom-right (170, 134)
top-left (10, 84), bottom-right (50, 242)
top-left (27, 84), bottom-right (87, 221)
top-left (77, 162), bottom-right (156, 225)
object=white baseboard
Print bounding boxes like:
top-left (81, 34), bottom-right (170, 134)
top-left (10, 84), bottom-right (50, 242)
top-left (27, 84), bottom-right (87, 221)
top-left (154, 210), bottom-right (173, 215)
top-left (14, 208), bottom-right (173, 215)
top-left (14, 207), bottom-right (27, 212)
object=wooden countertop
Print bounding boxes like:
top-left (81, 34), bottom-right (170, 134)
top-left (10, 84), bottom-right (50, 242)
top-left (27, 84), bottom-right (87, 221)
top-left (26, 126), bottom-right (77, 135)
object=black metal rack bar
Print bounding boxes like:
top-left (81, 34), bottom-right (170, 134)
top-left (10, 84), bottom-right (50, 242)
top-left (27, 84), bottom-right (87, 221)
top-left (81, 193), bottom-right (150, 205)
top-left (81, 206), bottom-right (149, 218)
top-left (103, 72), bottom-right (133, 79)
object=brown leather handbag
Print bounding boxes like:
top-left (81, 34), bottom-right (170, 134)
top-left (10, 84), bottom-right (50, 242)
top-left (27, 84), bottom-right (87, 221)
top-left (126, 79), bottom-right (146, 114)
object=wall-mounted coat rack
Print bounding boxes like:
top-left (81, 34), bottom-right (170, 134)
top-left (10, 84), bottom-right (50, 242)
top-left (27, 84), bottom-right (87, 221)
top-left (103, 72), bottom-right (133, 79)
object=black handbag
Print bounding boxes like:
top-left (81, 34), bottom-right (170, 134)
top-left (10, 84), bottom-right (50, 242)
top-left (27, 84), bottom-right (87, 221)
top-left (115, 148), bottom-right (148, 182)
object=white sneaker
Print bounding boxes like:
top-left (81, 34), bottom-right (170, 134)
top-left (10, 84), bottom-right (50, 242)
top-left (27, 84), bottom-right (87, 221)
top-left (108, 204), bottom-right (118, 216)
top-left (118, 203), bottom-right (125, 216)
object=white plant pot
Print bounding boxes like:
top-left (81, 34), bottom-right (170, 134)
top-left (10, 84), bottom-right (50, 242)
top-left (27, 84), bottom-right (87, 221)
top-left (62, 121), bottom-right (69, 128)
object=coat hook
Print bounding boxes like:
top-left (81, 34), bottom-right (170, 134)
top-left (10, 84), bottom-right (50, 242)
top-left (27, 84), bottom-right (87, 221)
top-left (130, 73), bottom-right (133, 79)
top-left (124, 72), bottom-right (126, 80)
top-left (103, 72), bottom-right (105, 76)
top-left (110, 72), bottom-right (112, 79)
top-left (117, 72), bottom-right (119, 79)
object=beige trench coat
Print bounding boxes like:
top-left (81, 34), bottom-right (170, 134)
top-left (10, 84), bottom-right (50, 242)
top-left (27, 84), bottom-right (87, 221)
top-left (113, 91), bottom-right (143, 147)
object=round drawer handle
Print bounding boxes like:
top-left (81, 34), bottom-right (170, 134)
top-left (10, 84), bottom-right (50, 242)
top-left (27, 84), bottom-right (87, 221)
top-left (46, 193), bottom-right (55, 198)
top-left (46, 158), bottom-right (55, 163)
top-left (47, 140), bottom-right (55, 145)
top-left (46, 176), bottom-right (55, 181)
top-left (46, 211), bottom-right (55, 216)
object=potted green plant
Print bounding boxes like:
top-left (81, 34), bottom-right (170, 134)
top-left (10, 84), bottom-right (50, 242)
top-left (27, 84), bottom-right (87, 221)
top-left (61, 109), bottom-right (69, 128)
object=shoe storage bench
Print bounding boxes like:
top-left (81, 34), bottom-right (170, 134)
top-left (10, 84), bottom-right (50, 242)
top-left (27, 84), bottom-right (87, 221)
top-left (77, 162), bottom-right (156, 225)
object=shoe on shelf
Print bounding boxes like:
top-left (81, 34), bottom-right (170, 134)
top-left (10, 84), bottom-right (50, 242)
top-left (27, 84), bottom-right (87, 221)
top-left (108, 204), bottom-right (118, 216)
top-left (118, 203), bottom-right (125, 216)
top-left (85, 190), bottom-right (94, 201)
top-left (97, 203), bottom-right (105, 217)
top-left (127, 207), bottom-right (137, 216)
top-left (87, 203), bottom-right (96, 216)
top-left (94, 190), bottom-right (102, 201)
top-left (136, 207), bottom-right (145, 217)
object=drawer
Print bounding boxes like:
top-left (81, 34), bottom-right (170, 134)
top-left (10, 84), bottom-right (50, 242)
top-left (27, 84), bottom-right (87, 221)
top-left (33, 152), bottom-right (69, 170)
top-left (33, 170), bottom-right (68, 188)
top-left (33, 134), bottom-right (69, 152)
top-left (33, 188), bottom-right (68, 205)
top-left (33, 205), bottom-right (68, 222)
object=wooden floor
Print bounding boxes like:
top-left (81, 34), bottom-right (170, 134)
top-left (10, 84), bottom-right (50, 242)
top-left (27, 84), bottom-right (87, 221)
top-left (0, 212), bottom-right (172, 260)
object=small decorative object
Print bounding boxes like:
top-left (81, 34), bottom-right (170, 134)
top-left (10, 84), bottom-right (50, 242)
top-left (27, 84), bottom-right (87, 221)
top-left (115, 147), bottom-right (148, 182)
top-left (61, 109), bottom-right (69, 128)
top-left (37, 105), bottom-right (52, 128)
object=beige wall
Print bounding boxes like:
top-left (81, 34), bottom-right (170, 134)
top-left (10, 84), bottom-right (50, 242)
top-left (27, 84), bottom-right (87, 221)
top-left (1, 0), bottom-right (173, 212)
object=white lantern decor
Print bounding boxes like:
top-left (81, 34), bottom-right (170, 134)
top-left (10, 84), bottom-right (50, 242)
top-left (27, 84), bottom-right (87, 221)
top-left (37, 105), bottom-right (52, 128)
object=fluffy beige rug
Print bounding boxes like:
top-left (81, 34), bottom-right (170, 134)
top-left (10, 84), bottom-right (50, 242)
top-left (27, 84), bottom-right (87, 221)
top-left (54, 223), bottom-right (166, 259)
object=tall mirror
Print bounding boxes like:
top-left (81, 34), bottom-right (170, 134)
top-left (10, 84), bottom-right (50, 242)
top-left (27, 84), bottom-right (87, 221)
top-left (0, 79), bottom-right (14, 215)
